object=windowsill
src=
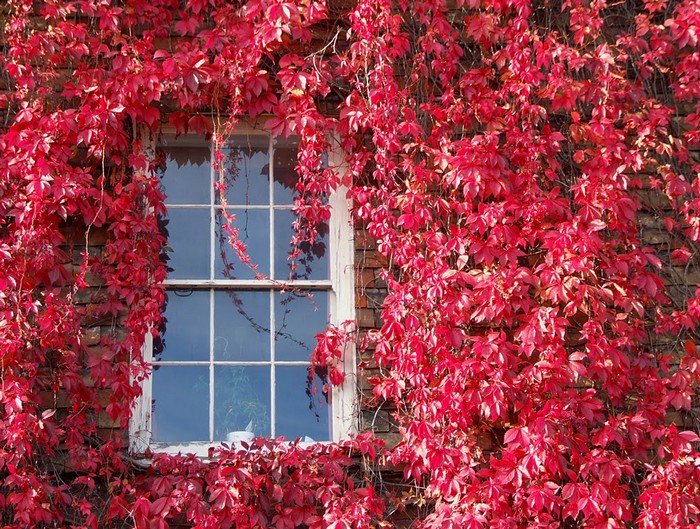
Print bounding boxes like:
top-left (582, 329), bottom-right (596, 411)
top-left (129, 437), bottom-right (330, 467)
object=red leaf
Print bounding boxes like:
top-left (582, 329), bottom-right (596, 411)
top-left (187, 114), bottom-right (213, 136)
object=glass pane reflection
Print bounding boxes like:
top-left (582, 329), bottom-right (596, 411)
top-left (152, 365), bottom-right (209, 443)
top-left (165, 207), bottom-right (210, 279)
top-left (159, 291), bottom-right (209, 362)
top-left (160, 144), bottom-right (211, 205)
top-left (273, 137), bottom-right (299, 205)
top-left (219, 135), bottom-right (270, 206)
top-left (214, 291), bottom-right (270, 361)
top-left (276, 291), bottom-right (328, 361)
top-left (274, 209), bottom-right (328, 280)
top-left (214, 366), bottom-right (271, 439)
top-left (276, 366), bottom-right (329, 441)
top-left (215, 209), bottom-right (269, 279)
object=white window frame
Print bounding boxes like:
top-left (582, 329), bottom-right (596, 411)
top-left (129, 127), bottom-right (356, 456)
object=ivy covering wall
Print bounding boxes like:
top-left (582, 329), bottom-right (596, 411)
top-left (0, 0), bottom-right (699, 527)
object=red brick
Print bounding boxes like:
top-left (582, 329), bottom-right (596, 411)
top-left (355, 268), bottom-right (376, 289)
top-left (83, 327), bottom-right (101, 346)
top-left (356, 308), bottom-right (375, 329)
top-left (354, 229), bottom-right (377, 250)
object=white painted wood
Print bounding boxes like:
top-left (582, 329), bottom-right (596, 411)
top-left (328, 146), bottom-right (358, 441)
top-left (129, 124), bottom-right (155, 454)
top-left (130, 332), bottom-right (153, 453)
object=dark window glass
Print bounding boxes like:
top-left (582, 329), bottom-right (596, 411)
top-left (160, 142), bottom-right (211, 205)
top-left (165, 207), bottom-right (210, 279)
top-left (275, 366), bottom-right (329, 441)
top-left (158, 290), bottom-right (210, 362)
top-left (276, 291), bottom-right (328, 361)
top-left (218, 135), bottom-right (270, 206)
top-left (214, 291), bottom-right (270, 361)
top-left (214, 366), bottom-right (271, 439)
top-left (274, 209), bottom-right (328, 280)
top-left (152, 365), bottom-right (209, 443)
top-left (215, 208), bottom-right (270, 279)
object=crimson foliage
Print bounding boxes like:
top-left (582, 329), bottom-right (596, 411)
top-left (0, 0), bottom-right (699, 527)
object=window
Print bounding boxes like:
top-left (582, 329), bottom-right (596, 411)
top-left (130, 128), bottom-right (355, 455)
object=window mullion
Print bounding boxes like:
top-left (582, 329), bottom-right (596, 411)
top-left (269, 290), bottom-right (276, 438)
top-left (269, 133), bottom-right (275, 280)
top-left (269, 134), bottom-right (276, 438)
top-left (209, 289), bottom-right (215, 442)
top-left (209, 140), bottom-right (216, 443)
top-left (210, 137), bottom-right (216, 282)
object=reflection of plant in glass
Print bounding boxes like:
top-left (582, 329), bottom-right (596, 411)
top-left (217, 141), bottom-right (328, 282)
top-left (212, 363), bottom-right (270, 440)
top-left (216, 139), bottom-right (266, 281)
top-left (304, 366), bottom-right (329, 425)
top-left (152, 289), bottom-right (202, 361)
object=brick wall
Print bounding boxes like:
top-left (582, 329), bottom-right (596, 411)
top-left (354, 225), bottom-right (402, 446)
top-left (59, 221), bottom-right (129, 443)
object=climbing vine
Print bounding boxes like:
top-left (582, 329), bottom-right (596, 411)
top-left (0, 0), bottom-right (699, 527)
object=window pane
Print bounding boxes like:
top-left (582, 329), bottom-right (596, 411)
top-left (157, 290), bottom-right (210, 362)
top-left (274, 209), bottom-right (329, 280)
top-left (275, 366), bottom-right (330, 441)
top-left (215, 209), bottom-right (270, 279)
top-left (214, 366), bottom-right (271, 439)
top-left (273, 137), bottom-right (299, 205)
top-left (152, 365), bottom-right (209, 443)
top-left (218, 135), bottom-right (270, 206)
top-left (160, 143), bottom-right (211, 205)
top-left (214, 291), bottom-right (270, 361)
top-left (275, 291), bottom-right (328, 361)
top-left (164, 207), bottom-right (210, 279)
